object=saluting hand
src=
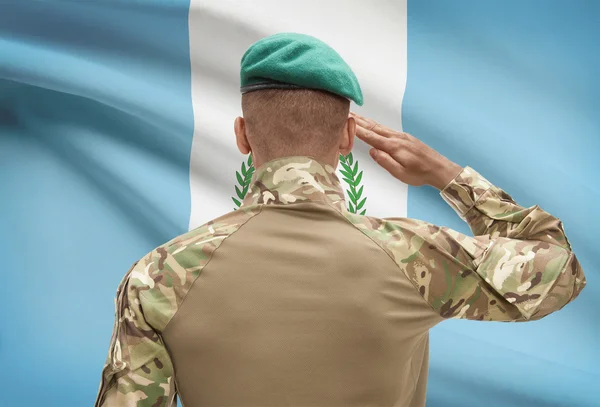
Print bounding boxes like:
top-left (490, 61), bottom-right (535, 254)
top-left (350, 112), bottom-right (463, 190)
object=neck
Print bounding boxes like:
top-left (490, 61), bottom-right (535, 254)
top-left (251, 152), bottom-right (339, 171)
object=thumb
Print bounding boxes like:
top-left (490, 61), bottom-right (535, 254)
top-left (370, 148), bottom-right (406, 180)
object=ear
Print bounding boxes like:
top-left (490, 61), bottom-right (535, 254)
top-left (339, 115), bottom-right (356, 156)
top-left (234, 117), bottom-right (251, 155)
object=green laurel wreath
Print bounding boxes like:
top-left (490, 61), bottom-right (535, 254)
top-left (231, 154), bottom-right (255, 210)
top-left (338, 152), bottom-right (367, 215)
top-left (232, 153), bottom-right (367, 215)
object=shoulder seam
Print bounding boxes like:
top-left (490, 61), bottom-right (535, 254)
top-left (325, 202), bottom-right (444, 319)
top-left (145, 204), bottom-right (265, 333)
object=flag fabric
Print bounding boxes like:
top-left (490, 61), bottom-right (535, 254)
top-left (0, 1), bottom-right (597, 406)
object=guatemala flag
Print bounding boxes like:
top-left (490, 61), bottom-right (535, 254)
top-left (0, 1), bottom-right (597, 406)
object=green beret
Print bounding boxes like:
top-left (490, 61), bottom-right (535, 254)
top-left (240, 32), bottom-right (364, 106)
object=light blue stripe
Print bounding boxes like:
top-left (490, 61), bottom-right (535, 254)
top-left (0, 1), bottom-right (193, 406)
top-left (405, 1), bottom-right (599, 406)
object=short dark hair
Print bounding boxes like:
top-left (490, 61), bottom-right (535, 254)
top-left (241, 89), bottom-right (350, 158)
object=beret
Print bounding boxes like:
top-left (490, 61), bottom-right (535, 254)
top-left (240, 32), bottom-right (364, 106)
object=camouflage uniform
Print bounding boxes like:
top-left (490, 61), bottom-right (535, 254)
top-left (95, 155), bottom-right (586, 407)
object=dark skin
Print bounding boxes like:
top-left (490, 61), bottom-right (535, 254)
top-left (234, 115), bottom-right (356, 170)
top-left (234, 112), bottom-right (462, 191)
top-left (350, 112), bottom-right (463, 190)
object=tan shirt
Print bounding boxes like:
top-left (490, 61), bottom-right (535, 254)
top-left (95, 155), bottom-right (586, 407)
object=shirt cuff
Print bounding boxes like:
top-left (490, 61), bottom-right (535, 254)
top-left (439, 166), bottom-right (493, 219)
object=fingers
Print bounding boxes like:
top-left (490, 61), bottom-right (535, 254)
top-left (350, 112), bottom-right (405, 139)
top-left (355, 121), bottom-right (411, 154)
top-left (369, 148), bottom-right (407, 180)
top-left (352, 113), bottom-right (380, 132)
top-left (355, 124), bottom-right (397, 151)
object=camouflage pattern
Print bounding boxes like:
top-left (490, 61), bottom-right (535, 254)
top-left (239, 155), bottom-right (347, 212)
top-left (239, 156), bottom-right (585, 321)
top-left (94, 205), bottom-right (262, 407)
top-left (346, 164), bottom-right (586, 321)
top-left (96, 155), bottom-right (586, 405)
top-left (440, 166), bottom-right (573, 249)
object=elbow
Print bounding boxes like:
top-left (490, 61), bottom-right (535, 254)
top-left (563, 253), bottom-right (587, 303)
top-left (526, 253), bottom-right (586, 321)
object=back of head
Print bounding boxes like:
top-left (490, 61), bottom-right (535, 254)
top-left (241, 88), bottom-right (350, 159)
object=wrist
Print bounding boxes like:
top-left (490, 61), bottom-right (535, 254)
top-left (429, 160), bottom-right (463, 190)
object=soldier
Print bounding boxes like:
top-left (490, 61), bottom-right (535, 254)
top-left (95, 33), bottom-right (586, 407)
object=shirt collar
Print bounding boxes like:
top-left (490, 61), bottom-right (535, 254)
top-left (240, 155), bottom-right (347, 212)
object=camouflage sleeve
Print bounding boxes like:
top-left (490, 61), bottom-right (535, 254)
top-left (94, 258), bottom-right (177, 407)
top-left (389, 166), bottom-right (586, 322)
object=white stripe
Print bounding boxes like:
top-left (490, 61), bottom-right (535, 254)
top-left (194, 235), bottom-right (228, 245)
top-left (188, 0), bottom-right (408, 230)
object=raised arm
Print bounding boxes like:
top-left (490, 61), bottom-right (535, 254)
top-left (351, 113), bottom-right (586, 321)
